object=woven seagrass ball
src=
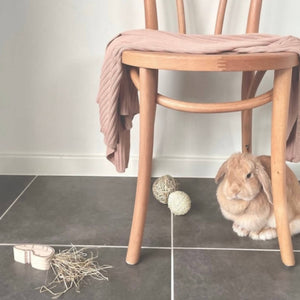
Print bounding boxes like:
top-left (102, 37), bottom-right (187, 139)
top-left (152, 175), bottom-right (179, 204)
top-left (168, 191), bottom-right (191, 216)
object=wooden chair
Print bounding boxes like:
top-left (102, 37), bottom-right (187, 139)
top-left (123, 0), bottom-right (299, 266)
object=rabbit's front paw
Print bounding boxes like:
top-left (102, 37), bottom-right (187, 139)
top-left (249, 228), bottom-right (277, 240)
top-left (249, 231), bottom-right (260, 240)
top-left (232, 223), bottom-right (249, 237)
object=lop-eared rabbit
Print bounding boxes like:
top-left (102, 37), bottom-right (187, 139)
top-left (215, 153), bottom-right (300, 240)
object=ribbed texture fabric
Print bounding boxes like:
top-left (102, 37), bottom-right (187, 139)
top-left (96, 29), bottom-right (300, 172)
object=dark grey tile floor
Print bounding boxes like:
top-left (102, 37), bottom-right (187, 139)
top-left (1, 176), bottom-right (300, 300)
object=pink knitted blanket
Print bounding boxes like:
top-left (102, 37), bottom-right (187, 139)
top-left (96, 29), bottom-right (300, 172)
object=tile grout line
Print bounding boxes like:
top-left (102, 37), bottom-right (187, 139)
top-left (173, 247), bottom-right (285, 252)
top-left (0, 243), bottom-right (173, 249)
top-left (0, 176), bottom-right (38, 221)
top-left (171, 212), bottom-right (174, 300)
top-left (1, 242), bottom-right (300, 252)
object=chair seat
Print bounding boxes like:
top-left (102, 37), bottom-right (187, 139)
top-left (122, 50), bottom-right (299, 72)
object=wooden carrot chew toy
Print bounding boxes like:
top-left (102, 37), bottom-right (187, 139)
top-left (13, 244), bottom-right (55, 271)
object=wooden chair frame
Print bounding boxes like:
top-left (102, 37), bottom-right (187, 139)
top-left (123, 0), bottom-right (299, 267)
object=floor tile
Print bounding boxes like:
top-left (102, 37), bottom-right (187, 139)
top-left (173, 178), bottom-right (300, 249)
top-left (0, 176), bottom-right (171, 247)
top-left (0, 246), bottom-right (171, 300)
top-left (0, 175), bottom-right (35, 216)
top-left (174, 249), bottom-right (300, 300)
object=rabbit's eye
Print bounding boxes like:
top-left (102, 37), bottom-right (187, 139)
top-left (246, 172), bottom-right (252, 179)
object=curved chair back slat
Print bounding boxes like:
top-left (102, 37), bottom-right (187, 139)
top-left (176, 0), bottom-right (186, 33)
top-left (144, 0), bottom-right (158, 30)
top-left (215, 0), bottom-right (228, 34)
top-left (246, 0), bottom-right (262, 33)
top-left (144, 0), bottom-right (263, 34)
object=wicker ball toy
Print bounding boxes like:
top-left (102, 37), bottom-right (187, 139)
top-left (168, 191), bottom-right (191, 215)
top-left (152, 175), bottom-right (179, 204)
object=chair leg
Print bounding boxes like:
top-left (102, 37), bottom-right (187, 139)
top-left (242, 109), bottom-right (252, 153)
top-left (271, 68), bottom-right (295, 267)
top-left (241, 71), bottom-right (253, 153)
top-left (126, 68), bottom-right (157, 265)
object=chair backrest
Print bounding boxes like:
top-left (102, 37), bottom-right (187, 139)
top-left (144, 0), bottom-right (262, 34)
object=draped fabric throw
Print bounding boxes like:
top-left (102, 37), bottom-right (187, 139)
top-left (96, 29), bottom-right (300, 172)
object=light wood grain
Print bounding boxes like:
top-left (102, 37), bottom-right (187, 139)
top-left (215, 0), bottom-right (228, 34)
top-left (156, 89), bottom-right (272, 113)
top-left (144, 0), bottom-right (158, 29)
top-left (123, 51), bottom-right (298, 72)
top-left (176, 0), bottom-right (186, 34)
top-left (124, 0), bottom-right (298, 267)
top-left (271, 68), bottom-right (295, 267)
top-left (246, 0), bottom-right (262, 33)
top-left (126, 68), bottom-right (158, 265)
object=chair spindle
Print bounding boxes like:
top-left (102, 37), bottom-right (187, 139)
top-left (246, 0), bottom-right (262, 33)
top-left (176, 0), bottom-right (186, 34)
top-left (144, 0), bottom-right (158, 30)
top-left (215, 0), bottom-right (228, 34)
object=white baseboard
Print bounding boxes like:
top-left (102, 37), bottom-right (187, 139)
top-left (0, 153), bottom-right (300, 179)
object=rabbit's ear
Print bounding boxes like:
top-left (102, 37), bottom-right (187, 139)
top-left (256, 161), bottom-right (273, 204)
top-left (215, 160), bottom-right (227, 184)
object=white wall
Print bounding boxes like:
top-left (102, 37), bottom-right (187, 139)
top-left (0, 0), bottom-right (300, 177)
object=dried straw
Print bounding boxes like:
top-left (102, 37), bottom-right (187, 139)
top-left (38, 246), bottom-right (112, 299)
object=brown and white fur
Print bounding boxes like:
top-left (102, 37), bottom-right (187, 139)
top-left (215, 152), bottom-right (300, 240)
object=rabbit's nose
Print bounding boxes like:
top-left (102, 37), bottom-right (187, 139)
top-left (230, 183), bottom-right (240, 195)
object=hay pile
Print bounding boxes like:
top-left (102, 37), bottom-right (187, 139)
top-left (39, 246), bottom-right (112, 299)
